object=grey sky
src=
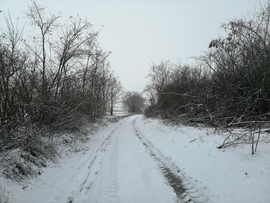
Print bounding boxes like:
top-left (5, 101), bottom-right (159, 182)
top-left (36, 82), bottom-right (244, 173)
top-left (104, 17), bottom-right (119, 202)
top-left (1, 0), bottom-right (268, 92)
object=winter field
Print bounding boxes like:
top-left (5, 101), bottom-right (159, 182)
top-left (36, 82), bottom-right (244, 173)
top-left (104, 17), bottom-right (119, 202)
top-left (0, 115), bottom-right (269, 203)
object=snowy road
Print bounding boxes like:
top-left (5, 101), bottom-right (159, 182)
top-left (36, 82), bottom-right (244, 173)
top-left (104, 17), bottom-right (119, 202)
top-left (67, 115), bottom-right (209, 203)
top-left (2, 115), bottom-right (270, 203)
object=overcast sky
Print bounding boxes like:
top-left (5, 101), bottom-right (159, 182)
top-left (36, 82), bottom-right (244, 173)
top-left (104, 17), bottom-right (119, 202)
top-left (1, 0), bottom-right (268, 92)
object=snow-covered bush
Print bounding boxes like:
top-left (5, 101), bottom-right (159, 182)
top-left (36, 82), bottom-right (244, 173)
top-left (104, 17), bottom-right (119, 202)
top-left (1, 125), bottom-right (57, 181)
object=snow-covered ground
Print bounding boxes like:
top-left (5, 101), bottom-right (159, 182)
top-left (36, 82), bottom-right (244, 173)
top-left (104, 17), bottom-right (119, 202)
top-left (0, 115), bottom-right (269, 203)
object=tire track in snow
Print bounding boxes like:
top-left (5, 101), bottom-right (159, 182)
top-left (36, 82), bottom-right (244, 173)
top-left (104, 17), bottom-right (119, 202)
top-left (78, 127), bottom-right (117, 196)
top-left (101, 130), bottom-right (119, 203)
top-left (132, 117), bottom-right (210, 203)
top-left (66, 119), bottom-right (125, 203)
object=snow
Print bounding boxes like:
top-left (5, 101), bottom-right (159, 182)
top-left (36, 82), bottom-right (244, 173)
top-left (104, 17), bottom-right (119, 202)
top-left (1, 115), bottom-right (270, 203)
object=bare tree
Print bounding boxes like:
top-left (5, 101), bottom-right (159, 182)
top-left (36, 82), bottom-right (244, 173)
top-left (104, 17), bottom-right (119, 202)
top-left (24, 1), bottom-right (59, 122)
top-left (147, 60), bottom-right (172, 94)
top-left (108, 76), bottom-right (123, 116)
top-left (122, 91), bottom-right (145, 113)
top-left (51, 16), bottom-right (97, 100)
top-left (0, 13), bottom-right (26, 132)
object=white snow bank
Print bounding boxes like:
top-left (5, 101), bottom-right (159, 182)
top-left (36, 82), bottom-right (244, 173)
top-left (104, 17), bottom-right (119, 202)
top-left (136, 117), bottom-right (270, 203)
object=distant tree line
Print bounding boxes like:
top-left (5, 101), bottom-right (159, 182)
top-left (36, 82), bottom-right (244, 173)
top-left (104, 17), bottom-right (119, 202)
top-left (145, 4), bottom-right (270, 126)
top-left (0, 1), bottom-right (122, 154)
